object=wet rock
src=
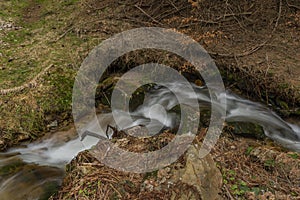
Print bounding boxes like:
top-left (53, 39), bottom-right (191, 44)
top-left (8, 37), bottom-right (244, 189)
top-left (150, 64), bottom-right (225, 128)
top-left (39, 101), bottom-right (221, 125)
top-left (0, 164), bottom-right (64, 200)
top-left (139, 145), bottom-right (222, 199)
top-left (226, 122), bottom-right (265, 139)
top-left (42, 126), bottom-right (77, 144)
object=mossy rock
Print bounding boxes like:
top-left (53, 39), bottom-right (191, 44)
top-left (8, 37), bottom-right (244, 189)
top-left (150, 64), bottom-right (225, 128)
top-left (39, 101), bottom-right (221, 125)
top-left (226, 122), bottom-right (265, 139)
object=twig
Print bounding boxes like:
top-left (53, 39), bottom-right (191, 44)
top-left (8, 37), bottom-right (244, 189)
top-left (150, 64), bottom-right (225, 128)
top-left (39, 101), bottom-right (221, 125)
top-left (54, 27), bottom-right (74, 42)
top-left (102, 91), bottom-right (111, 106)
top-left (273, 0), bottom-right (282, 32)
top-left (209, 40), bottom-right (268, 58)
top-left (158, 5), bottom-right (190, 20)
top-left (82, 0), bottom-right (94, 9)
top-left (178, 19), bottom-right (219, 28)
top-left (135, 5), bottom-right (164, 25)
top-left (223, 185), bottom-right (236, 199)
top-left (228, 6), bottom-right (248, 31)
top-left (264, 53), bottom-right (271, 104)
top-left (286, 0), bottom-right (300, 10)
top-left (279, 165), bottom-right (293, 186)
top-left (122, 16), bottom-right (153, 26)
top-left (109, 183), bottom-right (122, 198)
top-left (0, 64), bottom-right (54, 95)
top-left (81, 163), bottom-right (104, 167)
top-left (264, 53), bottom-right (271, 78)
top-left (167, 0), bottom-right (178, 11)
top-left (216, 12), bottom-right (253, 21)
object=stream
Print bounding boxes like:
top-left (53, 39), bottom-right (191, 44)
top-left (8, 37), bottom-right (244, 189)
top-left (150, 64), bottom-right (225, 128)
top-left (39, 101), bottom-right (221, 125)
top-left (0, 82), bottom-right (299, 199)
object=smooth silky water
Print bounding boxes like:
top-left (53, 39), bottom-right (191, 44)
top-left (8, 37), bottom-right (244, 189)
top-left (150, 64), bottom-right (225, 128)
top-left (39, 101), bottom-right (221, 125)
top-left (0, 82), bottom-right (299, 199)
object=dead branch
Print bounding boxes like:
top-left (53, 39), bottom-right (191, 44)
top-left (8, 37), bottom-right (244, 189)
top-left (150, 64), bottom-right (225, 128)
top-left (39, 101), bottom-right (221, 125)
top-left (273, 0), bottom-right (282, 32)
top-left (157, 5), bottom-right (190, 20)
top-left (216, 12), bottom-right (253, 21)
top-left (286, 0), bottom-right (300, 10)
top-left (166, 0), bottom-right (179, 11)
top-left (178, 19), bottom-right (219, 28)
top-left (208, 40), bottom-right (268, 58)
top-left (54, 27), bottom-right (74, 42)
top-left (135, 5), bottom-right (164, 25)
top-left (223, 185), bottom-right (236, 200)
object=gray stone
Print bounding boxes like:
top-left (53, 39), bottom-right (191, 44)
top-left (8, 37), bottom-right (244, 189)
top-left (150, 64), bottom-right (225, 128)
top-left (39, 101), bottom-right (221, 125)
top-left (169, 145), bottom-right (222, 200)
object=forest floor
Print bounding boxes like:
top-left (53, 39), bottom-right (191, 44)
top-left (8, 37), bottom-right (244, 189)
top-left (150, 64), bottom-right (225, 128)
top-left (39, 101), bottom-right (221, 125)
top-left (0, 0), bottom-right (300, 199)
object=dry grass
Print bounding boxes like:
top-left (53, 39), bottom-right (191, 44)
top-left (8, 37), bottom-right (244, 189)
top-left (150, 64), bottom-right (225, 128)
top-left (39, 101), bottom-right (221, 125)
top-left (50, 130), bottom-right (197, 200)
top-left (1, 0), bottom-right (300, 199)
top-left (212, 133), bottom-right (300, 199)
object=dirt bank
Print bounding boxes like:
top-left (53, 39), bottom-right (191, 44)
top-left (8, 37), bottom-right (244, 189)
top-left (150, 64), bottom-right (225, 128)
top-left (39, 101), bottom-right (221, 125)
top-left (0, 0), bottom-right (299, 199)
top-left (1, 0), bottom-right (299, 148)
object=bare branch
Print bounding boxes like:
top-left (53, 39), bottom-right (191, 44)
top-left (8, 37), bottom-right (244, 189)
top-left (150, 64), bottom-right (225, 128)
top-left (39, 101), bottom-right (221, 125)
top-left (135, 5), bottom-right (164, 25)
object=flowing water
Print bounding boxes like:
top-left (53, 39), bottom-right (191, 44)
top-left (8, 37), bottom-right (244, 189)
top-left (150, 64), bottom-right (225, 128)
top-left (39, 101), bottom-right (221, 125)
top-left (0, 82), bottom-right (299, 199)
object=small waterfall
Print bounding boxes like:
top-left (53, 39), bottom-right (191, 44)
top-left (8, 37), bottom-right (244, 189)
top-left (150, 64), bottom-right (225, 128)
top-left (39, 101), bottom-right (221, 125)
top-left (6, 82), bottom-right (300, 167)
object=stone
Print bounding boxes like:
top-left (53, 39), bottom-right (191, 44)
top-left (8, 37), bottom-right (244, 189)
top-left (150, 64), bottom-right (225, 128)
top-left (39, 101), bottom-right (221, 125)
top-left (47, 120), bottom-right (58, 128)
top-left (169, 145), bottom-right (222, 200)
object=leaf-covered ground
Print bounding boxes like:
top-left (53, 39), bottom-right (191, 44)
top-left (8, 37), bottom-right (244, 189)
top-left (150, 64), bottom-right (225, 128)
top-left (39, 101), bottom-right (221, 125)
top-left (0, 0), bottom-right (299, 199)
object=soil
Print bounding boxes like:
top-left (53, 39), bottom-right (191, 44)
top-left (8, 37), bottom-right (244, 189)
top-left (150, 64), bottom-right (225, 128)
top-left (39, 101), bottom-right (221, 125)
top-left (0, 0), bottom-right (300, 199)
top-left (73, 0), bottom-right (300, 108)
top-left (23, 0), bottom-right (42, 23)
top-left (49, 128), bottom-right (300, 199)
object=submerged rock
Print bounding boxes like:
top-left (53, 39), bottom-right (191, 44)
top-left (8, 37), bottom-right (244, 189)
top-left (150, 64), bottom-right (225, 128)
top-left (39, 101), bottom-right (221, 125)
top-left (0, 163), bottom-right (64, 200)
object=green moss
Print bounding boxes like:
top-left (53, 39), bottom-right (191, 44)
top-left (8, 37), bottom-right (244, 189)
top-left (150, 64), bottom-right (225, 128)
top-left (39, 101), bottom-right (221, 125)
top-left (143, 170), bottom-right (158, 180)
top-left (0, 160), bottom-right (25, 176)
top-left (2, 30), bottom-right (29, 44)
top-left (0, 0), bottom-right (92, 142)
top-left (43, 69), bottom-right (75, 112)
top-left (0, 0), bottom-right (29, 19)
top-left (264, 159), bottom-right (275, 168)
top-left (245, 146), bottom-right (254, 155)
top-left (39, 181), bottom-right (61, 200)
top-left (61, 0), bottom-right (80, 6)
top-left (276, 99), bottom-right (289, 110)
top-left (288, 153), bottom-right (299, 159)
top-left (226, 122), bottom-right (265, 139)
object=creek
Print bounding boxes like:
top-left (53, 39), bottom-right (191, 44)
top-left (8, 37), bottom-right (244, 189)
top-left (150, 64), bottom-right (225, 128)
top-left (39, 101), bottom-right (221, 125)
top-left (0, 82), bottom-right (299, 199)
